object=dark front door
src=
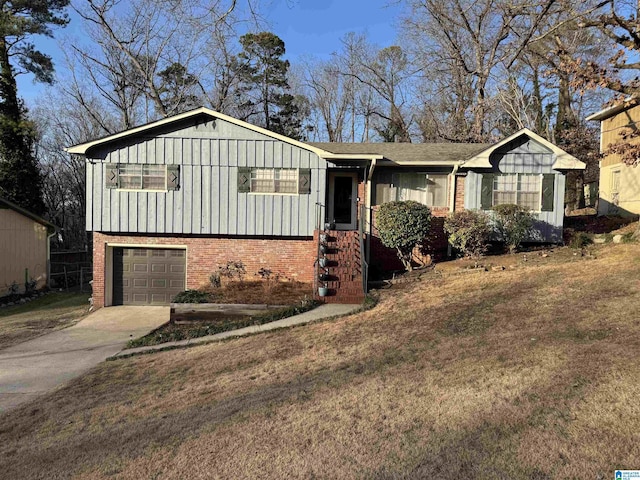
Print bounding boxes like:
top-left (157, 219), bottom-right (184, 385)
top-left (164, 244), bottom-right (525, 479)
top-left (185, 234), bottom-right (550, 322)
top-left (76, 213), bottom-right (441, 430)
top-left (113, 247), bottom-right (186, 305)
top-left (329, 172), bottom-right (357, 230)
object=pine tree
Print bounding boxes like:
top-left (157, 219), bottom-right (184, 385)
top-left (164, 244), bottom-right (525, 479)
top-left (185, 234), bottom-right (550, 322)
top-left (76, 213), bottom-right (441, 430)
top-left (234, 32), bottom-right (305, 139)
top-left (0, 0), bottom-right (69, 214)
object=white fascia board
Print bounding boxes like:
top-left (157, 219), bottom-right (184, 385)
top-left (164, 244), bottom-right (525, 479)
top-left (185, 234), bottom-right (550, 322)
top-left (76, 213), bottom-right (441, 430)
top-left (320, 153), bottom-right (384, 160)
top-left (66, 107), bottom-right (334, 158)
top-left (586, 96), bottom-right (637, 122)
top-left (462, 128), bottom-right (586, 170)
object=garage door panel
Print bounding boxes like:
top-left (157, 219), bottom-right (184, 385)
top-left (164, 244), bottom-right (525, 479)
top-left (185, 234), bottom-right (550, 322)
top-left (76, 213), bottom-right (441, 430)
top-left (151, 264), bottom-right (167, 273)
top-left (151, 293), bottom-right (168, 303)
top-left (113, 247), bottom-right (186, 306)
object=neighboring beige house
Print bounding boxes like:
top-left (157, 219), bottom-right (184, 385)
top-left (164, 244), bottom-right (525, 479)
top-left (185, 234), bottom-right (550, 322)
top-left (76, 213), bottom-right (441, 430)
top-left (0, 197), bottom-right (55, 296)
top-left (587, 100), bottom-right (640, 215)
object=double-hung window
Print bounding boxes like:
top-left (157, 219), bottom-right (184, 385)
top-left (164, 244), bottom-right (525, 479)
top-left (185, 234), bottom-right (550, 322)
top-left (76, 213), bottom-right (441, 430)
top-left (493, 174), bottom-right (541, 210)
top-left (482, 173), bottom-right (555, 212)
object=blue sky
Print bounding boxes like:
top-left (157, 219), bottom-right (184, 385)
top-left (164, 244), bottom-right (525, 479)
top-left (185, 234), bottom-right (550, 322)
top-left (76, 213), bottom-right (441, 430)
top-left (17, 0), bottom-right (404, 105)
top-left (266, 0), bottom-right (403, 59)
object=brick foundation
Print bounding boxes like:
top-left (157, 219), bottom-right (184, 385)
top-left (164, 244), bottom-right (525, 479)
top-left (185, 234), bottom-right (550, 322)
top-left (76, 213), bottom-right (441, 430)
top-left (92, 232), bottom-right (316, 308)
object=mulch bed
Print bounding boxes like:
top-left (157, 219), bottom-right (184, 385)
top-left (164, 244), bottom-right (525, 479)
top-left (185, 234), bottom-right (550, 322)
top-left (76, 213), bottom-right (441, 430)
top-left (201, 281), bottom-right (313, 305)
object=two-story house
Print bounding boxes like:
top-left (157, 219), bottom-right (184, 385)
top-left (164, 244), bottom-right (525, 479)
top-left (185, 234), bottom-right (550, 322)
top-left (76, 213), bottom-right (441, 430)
top-left (587, 99), bottom-right (640, 216)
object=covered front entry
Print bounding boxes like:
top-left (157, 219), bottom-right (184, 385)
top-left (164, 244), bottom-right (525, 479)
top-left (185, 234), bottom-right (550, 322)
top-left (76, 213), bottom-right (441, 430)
top-left (327, 171), bottom-right (358, 230)
top-left (112, 247), bottom-right (186, 305)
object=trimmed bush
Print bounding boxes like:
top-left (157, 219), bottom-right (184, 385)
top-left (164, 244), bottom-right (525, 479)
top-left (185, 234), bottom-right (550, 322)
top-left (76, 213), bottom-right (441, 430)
top-left (376, 201), bottom-right (432, 271)
top-left (173, 289), bottom-right (210, 303)
top-left (444, 210), bottom-right (492, 259)
top-left (492, 204), bottom-right (534, 253)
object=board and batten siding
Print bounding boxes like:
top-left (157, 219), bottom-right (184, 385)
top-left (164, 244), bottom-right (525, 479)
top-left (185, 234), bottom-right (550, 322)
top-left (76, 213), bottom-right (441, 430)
top-left (86, 118), bottom-right (327, 237)
top-left (463, 137), bottom-right (566, 242)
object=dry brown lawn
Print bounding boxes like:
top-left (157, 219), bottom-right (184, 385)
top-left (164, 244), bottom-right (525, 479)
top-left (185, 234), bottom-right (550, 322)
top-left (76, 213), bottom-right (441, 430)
top-left (0, 292), bottom-right (90, 349)
top-left (1, 244), bottom-right (640, 479)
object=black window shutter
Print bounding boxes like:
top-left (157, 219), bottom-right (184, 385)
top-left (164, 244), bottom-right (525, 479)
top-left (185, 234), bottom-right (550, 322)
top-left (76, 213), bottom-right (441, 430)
top-left (105, 163), bottom-right (119, 189)
top-left (238, 167), bottom-right (251, 193)
top-left (480, 174), bottom-right (494, 209)
top-left (299, 168), bottom-right (311, 194)
top-left (541, 173), bottom-right (555, 212)
top-left (167, 165), bottom-right (180, 191)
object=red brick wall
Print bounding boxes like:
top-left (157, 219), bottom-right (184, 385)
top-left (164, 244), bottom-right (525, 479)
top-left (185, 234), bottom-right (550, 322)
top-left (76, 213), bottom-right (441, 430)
top-left (92, 232), bottom-right (316, 308)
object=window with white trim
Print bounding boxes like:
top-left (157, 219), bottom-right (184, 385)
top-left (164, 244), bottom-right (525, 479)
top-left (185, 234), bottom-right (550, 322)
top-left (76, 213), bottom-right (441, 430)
top-left (105, 163), bottom-right (179, 191)
top-left (493, 173), bottom-right (541, 211)
top-left (237, 167), bottom-right (311, 195)
top-left (251, 168), bottom-right (298, 193)
top-left (391, 173), bottom-right (449, 207)
top-left (117, 164), bottom-right (166, 190)
top-left (611, 170), bottom-right (621, 205)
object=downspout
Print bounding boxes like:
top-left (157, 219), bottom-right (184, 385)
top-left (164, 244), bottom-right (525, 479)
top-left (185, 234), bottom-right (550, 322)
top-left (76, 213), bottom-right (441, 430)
top-left (365, 158), bottom-right (377, 267)
top-left (448, 164), bottom-right (461, 258)
top-left (449, 163), bottom-right (460, 212)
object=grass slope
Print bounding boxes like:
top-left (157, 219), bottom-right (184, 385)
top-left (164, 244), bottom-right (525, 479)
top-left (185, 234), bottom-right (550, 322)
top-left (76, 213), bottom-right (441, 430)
top-left (1, 245), bottom-right (639, 479)
top-left (0, 292), bottom-right (90, 349)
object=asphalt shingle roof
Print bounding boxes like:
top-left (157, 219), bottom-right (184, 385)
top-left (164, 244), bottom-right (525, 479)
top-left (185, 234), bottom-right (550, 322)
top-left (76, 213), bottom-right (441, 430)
top-left (308, 142), bottom-right (492, 164)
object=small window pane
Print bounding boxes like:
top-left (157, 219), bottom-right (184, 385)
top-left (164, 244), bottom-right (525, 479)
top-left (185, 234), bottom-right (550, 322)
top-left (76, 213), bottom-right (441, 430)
top-left (119, 164), bottom-right (142, 189)
top-left (142, 165), bottom-right (166, 190)
top-left (517, 174), bottom-right (541, 210)
top-left (493, 174), bottom-right (517, 206)
top-left (275, 169), bottom-right (298, 193)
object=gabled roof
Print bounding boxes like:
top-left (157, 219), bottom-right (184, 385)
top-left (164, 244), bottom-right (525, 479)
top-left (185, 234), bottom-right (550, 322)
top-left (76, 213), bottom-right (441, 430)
top-left (586, 97), bottom-right (638, 122)
top-left (462, 128), bottom-right (586, 170)
top-left (0, 197), bottom-right (56, 230)
top-left (309, 142), bottom-right (491, 165)
top-left (66, 107), bottom-right (334, 158)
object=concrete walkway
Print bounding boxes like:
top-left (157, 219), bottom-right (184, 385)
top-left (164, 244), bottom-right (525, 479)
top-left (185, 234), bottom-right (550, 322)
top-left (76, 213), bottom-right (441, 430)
top-left (113, 303), bottom-right (362, 358)
top-left (0, 306), bottom-right (168, 413)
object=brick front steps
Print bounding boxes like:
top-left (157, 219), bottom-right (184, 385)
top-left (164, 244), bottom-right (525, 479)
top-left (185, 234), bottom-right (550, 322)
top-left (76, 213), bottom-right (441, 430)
top-left (315, 230), bottom-right (365, 304)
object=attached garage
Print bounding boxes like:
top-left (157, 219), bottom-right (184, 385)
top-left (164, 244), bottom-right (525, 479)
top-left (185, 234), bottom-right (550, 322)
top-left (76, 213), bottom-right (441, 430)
top-left (112, 247), bottom-right (185, 305)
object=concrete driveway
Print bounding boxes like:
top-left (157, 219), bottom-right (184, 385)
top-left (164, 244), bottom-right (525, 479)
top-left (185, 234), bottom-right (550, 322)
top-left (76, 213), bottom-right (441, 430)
top-left (0, 306), bottom-right (168, 413)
